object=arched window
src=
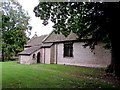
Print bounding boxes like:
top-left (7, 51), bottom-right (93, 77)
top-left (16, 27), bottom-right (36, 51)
top-left (33, 54), bottom-right (36, 59)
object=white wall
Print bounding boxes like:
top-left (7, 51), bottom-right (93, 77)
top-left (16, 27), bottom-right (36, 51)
top-left (20, 42), bottom-right (111, 67)
top-left (50, 45), bottom-right (55, 64)
top-left (52, 44), bottom-right (57, 64)
top-left (40, 48), bottom-right (44, 64)
top-left (56, 42), bottom-right (111, 67)
top-left (45, 48), bottom-right (51, 64)
top-left (19, 49), bottom-right (41, 64)
top-left (19, 55), bottom-right (31, 64)
top-left (40, 48), bottom-right (51, 64)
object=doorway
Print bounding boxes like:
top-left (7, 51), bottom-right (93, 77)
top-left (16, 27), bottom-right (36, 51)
top-left (37, 52), bottom-right (40, 63)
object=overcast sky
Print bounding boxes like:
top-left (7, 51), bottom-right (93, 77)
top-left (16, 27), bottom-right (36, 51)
top-left (17, 0), bottom-right (54, 38)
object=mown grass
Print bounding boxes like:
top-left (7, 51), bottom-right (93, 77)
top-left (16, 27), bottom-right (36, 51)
top-left (37, 64), bottom-right (105, 77)
top-left (2, 61), bottom-right (120, 88)
top-left (0, 62), bottom-right (2, 89)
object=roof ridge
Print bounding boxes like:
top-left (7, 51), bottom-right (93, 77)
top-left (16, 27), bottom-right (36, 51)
top-left (42, 30), bottom-right (54, 43)
top-left (42, 31), bottom-right (78, 43)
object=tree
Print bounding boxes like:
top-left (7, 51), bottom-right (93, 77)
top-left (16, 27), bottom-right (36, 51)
top-left (2, 1), bottom-right (32, 33)
top-left (1, 1), bottom-right (32, 61)
top-left (2, 29), bottom-right (27, 60)
top-left (33, 2), bottom-right (120, 77)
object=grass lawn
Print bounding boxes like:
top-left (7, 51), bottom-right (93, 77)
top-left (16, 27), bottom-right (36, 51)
top-left (1, 61), bottom-right (120, 88)
top-left (0, 62), bottom-right (2, 89)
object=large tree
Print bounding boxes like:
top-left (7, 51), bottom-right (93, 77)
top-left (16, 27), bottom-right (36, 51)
top-left (1, 1), bottom-right (32, 61)
top-left (33, 2), bottom-right (120, 77)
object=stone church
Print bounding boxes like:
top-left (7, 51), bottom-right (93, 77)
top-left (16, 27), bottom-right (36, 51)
top-left (19, 31), bottom-right (111, 67)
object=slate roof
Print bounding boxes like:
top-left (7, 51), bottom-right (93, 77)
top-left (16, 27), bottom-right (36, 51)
top-left (19, 31), bottom-right (79, 55)
top-left (43, 31), bottom-right (78, 43)
top-left (19, 45), bottom-right (41, 55)
top-left (24, 35), bottom-right (47, 47)
top-left (19, 35), bottom-right (47, 55)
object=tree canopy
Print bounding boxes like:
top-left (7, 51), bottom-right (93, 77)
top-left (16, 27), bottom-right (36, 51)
top-left (2, 1), bottom-right (32, 32)
top-left (1, 1), bottom-right (32, 61)
top-left (34, 2), bottom-right (120, 77)
top-left (34, 2), bottom-right (119, 49)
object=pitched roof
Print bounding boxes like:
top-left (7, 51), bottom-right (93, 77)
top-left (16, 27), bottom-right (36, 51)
top-left (25, 35), bottom-right (47, 47)
top-left (18, 45), bottom-right (41, 55)
top-left (19, 35), bottom-right (47, 55)
top-left (43, 31), bottom-right (78, 43)
top-left (19, 31), bottom-right (79, 55)
top-left (41, 43), bottom-right (53, 48)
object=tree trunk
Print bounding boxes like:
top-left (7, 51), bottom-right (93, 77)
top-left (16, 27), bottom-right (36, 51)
top-left (106, 3), bottom-right (120, 77)
top-left (110, 36), bottom-right (120, 77)
top-left (108, 17), bottom-right (120, 77)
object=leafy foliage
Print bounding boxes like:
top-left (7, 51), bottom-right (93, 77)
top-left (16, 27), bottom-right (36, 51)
top-left (34, 2), bottom-right (120, 77)
top-left (2, 1), bottom-right (32, 32)
top-left (34, 2), bottom-right (119, 50)
top-left (2, 30), bottom-right (27, 57)
top-left (1, 1), bottom-right (32, 61)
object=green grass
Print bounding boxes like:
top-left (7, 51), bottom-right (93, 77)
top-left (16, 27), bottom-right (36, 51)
top-left (37, 64), bottom-right (105, 77)
top-left (0, 62), bottom-right (2, 89)
top-left (2, 61), bottom-right (120, 88)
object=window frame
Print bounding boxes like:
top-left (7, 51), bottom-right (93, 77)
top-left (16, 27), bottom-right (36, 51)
top-left (63, 43), bottom-right (73, 57)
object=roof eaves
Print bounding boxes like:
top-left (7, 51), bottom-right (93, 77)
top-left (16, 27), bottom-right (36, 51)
top-left (43, 39), bottom-right (89, 43)
top-left (18, 53), bottom-right (31, 55)
top-left (44, 40), bottom-right (79, 43)
top-left (18, 46), bottom-right (42, 55)
top-left (41, 43), bottom-right (53, 48)
top-left (30, 46), bottom-right (41, 55)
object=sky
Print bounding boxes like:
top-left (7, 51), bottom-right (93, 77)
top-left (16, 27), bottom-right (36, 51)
top-left (17, 0), bottom-right (54, 38)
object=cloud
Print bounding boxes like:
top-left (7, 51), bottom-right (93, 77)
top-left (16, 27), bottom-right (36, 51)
top-left (17, 0), bottom-right (54, 38)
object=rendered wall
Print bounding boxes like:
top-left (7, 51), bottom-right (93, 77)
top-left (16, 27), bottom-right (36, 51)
top-left (20, 42), bottom-right (111, 67)
top-left (19, 49), bottom-right (41, 64)
top-left (56, 42), bottom-right (111, 67)
top-left (19, 55), bottom-right (31, 64)
top-left (50, 45), bottom-right (55, 64)
top-left (40, 48), bottom-right (44, 64)
top-left (40, 48), bottom-right (51, 64)
top-left (45, 48), bottom-right (51, 64)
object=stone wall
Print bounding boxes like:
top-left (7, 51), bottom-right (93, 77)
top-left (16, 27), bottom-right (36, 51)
top-left (56, 42), bottom-right (111, 67)
top-left (19, 49), bottom-right (41, 64)
top-left (41, 48), bottom-right (51, 64)
top-left (20, 42), bottom-right (111, 67)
